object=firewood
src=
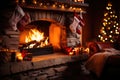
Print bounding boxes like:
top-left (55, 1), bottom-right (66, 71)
top-left (20, 40), bottom-right (37, 48)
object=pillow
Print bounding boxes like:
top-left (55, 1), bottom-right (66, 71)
top-left (96, 42), bottom-right (113, 50)
top-left (87, 42), bottom-right (101, 56)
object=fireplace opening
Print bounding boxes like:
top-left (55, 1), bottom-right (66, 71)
top-left (19, 19), bottom-right (64, 56)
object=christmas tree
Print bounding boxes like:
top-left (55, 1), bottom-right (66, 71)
top-left (98, 1), bottom-right (119, 43)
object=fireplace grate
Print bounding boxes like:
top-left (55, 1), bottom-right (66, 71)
top-left (20, 45), bottom-right (54, 56)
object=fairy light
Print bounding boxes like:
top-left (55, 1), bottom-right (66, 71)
top-left (104, 19), bottom-right (107, 22)
top-left (110, 39), bottom-right (114, 42)
top-left (22, 0), bottom-right (25, 3)
top-left (33, 0), bottom-right (37, 4)
top-left (74, 0), bottom-right (78, 2)
top-left (16, 0), bottom-right (86, 13)
top-left (58, 4), bottom-right (62, 8)
top-left (110, 31), bottom-right (113, 33)
top-left (108, 17), bottom-right (110, 20)
top-left (113, 25), bottom-right (116, 27)
top-left (102, 39), bottom-right (104, 42)
top-left (115, 16), bottom-right (117, 18)
top-left (116, 23), bottom-right (119, 25)
top-left (39, 3), bottom-right (43, 6)
top-left (105, 38), bottom-right (108, 40)
top-left (98, 2), bottom-right (119, 43)
top-left (16, 0), bottom-right (19, 3)
top-left (98, 35), bottom-right (101, 38)
top-left (61, 4), bottom-right (65, 9)
top-left (108, 27), bottom-right (110, 30)
top-left (52, 4), bottom-right (56, 8)
top-left (110, 11), bottom-right (113, 14)
top-left (109, 35), bottom-right (112, 38)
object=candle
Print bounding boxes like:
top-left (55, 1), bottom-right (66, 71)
top-left (16, 52), bottom-right (23, 61)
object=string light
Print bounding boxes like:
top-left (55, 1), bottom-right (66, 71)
top-left (16, 0), bottom-right (86, 12)
top-left (33, 0), bottom-right (37, 4)
top-left (22, 0), bottom-right (25, 3)
top-left (98, 2), bottom-right (119, 43)
top-left (16, 0), bottom-right (19, 3)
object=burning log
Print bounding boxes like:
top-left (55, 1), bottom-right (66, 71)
top-left (19, 37), bottom-right (49, 49)
top-left (19, 40), bottom-right (37, 49)
top-left (33, 37), bottom-right (48, 48)
top-left (19, 39), bottom-right (53, 56)
top-left (23, 45), bottom-right (54, 56)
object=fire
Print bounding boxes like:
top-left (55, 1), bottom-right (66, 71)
top-left (20, 28), bottom-right (49, 48)
top-left (25, 28), bottom-right (44, 43)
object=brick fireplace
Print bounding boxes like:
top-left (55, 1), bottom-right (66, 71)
top-left (19, 6), bottom-right (85, 55)
top-left (1, 6), bottom-right (85, 55)
top-left (0, 0), bottom-right (89, 56)
top-left (0, 1), bottom-right (89, 80)
top-left (19, 11), bottom-right (67, 55)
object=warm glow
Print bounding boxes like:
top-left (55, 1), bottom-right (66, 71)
top-left (61, 5), bottom-right (65, 9)
top-left (16, 0), bottom-right (19, 3)
top-left (49, 23), bottom-right (61, 50)
top-left (16, 52), bottom-right (23, 61)
top-left (22, 0), bottom-right (25, 3)
top-left (25, 28), bottom-right (44, 43)
top-left (25, 28), bottom-right (48, 48)
top-left (33, 0), bottom-right (37, 4)
top-left (20, 28), bottom-right (49, 48)
top-left (69, 52), bottom-right (74, 56)
top-left (84, 48), bottom-right (90, 54)
top-left (20, 21), bottom-right (63, 51)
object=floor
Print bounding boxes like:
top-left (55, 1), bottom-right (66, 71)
top-left (61, 61), bottom-right (98, 80)
top-left (62, 71), bottom-right (98, 80)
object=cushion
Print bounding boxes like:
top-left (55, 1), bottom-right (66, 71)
top-left (96, 42), bottom-right (113, 50)
top-left (87, 42), bottom-right (114, 56)
top-left (87, 42), bottom-right (101, 56)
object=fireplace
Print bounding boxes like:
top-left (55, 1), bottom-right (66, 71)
top-left (19, 19), bottom-right (64, 56)
top-left (0, 1), bottom-right (90, 80)
top-left (0, 6), bottom-right (85, 62)
top-left (0, 0), bottom-right (89, 63)
top-left (17, 6), bottom-right (81, 56)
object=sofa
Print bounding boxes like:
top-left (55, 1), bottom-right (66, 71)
top-left (85, 41), bottom-right (120, 80)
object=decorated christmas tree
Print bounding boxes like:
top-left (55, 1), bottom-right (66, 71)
top-left (98, 1), bottom-right (119, 43)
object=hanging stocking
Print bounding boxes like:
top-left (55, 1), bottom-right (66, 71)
top-left (69, 16), bottom-right (80, 33)
top-left (9, 5), bottom-right (25, 31)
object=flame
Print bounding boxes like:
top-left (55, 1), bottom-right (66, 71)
top-left (25, 28), bottom-right (44, 43)
top-left (25, 28), bottom-right (48, 48)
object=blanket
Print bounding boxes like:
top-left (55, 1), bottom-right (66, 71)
top-left (85, 48), bottom-right (120, 77)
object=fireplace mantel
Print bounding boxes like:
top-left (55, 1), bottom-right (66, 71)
top-left (17, 0), bottom-right (89, 13)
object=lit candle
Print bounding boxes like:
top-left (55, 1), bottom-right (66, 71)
top-left (84, 48), bottom-right (90, 54)
top-left (69, 52), bottom-right (74, 56)
top-left (16, 52), bottom-right (23, 61)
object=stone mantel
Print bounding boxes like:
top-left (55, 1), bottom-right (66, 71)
top-left (0, 53), bottom-right (88, 77)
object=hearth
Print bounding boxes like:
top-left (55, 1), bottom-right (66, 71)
top-left (21, 45), bottom-right (54, 56)
top-left (19, 19), bottom-right (64, 56)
